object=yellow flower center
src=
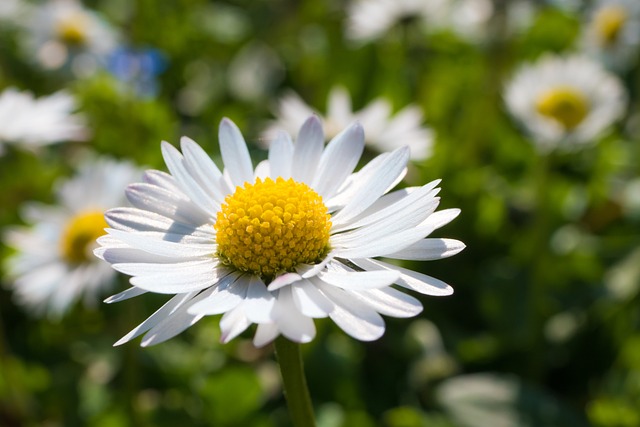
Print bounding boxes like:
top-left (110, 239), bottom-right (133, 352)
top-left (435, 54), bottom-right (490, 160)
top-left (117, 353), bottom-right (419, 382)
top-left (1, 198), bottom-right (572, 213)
top-left (535, 86), bottom-right (590, 130)
top-left (594, 5), bottom-right (627, 45)
top-left (215, 177), bottom-right (332, 280)
top-left (60, 211), bottom-right (107, 263)
top-left (55, 14), bottom-right (89, 46)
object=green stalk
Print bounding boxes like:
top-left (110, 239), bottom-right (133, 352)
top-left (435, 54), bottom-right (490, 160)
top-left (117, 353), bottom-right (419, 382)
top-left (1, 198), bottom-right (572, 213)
top-left (274, 336), bottom-right (316, 427)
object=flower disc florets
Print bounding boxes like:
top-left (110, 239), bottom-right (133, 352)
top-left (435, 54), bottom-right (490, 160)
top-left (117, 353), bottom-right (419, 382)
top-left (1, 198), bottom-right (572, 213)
top-left (60, 211), bottom-right (107, 263)
top-left (536, 86), bottom-right (589, 130)
top-left (215, 177), bottom-right (331, 280)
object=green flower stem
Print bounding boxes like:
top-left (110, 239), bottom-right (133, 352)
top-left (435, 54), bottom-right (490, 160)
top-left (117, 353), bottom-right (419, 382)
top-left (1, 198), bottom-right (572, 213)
top-left (274, 336), bottom-right (316, 427)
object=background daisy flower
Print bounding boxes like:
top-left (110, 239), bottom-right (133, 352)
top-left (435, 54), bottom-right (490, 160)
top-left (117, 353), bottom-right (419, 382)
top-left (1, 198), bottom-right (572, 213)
top-left (580, 0), bottom-right (640, 71)
top-left (504, 54), bottom-right (626, 151)
top-left (345, 0), bottom-right (442, 43)
top-left (0, 87), bottom-right (88, 153)
top-left (264, 87), bottom-right (434, 161)
top-left (96, 116), bottom-right (463, 347)
top-left (4, 157), bottom-right (141, 317)
top-left (23, 0), bottom-right (118, 76)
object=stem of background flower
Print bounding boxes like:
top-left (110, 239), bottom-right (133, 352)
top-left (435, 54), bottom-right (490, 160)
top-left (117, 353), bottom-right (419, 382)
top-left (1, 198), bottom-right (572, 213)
top-left (527, 151), bottom-right (553, 379)
top-left (274, 336), bottom-right (316, 427)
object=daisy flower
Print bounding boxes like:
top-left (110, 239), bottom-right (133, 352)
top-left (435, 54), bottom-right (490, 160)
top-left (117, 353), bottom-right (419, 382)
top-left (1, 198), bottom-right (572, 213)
top-left (23, 0), bottom-right (118, 76)
top-left (345, 0), bottom-right (443, 43)
top-left (0, 0), bottom-right (32, 24)
top-left (504, 54), bottom-right (626, 151)
top-left (265, 87), bottom-right (434, 161)
top-left (426, 0), bottom-right (494, 42)
top-left (95, 116), bottom-right (463, 347)
top-left (345, 0), bottom-right (493, 44)
top-left (4, 157), bottom-right (141, 317)
top-left (580, 0), bottom-right (640, 71)
top-left (0, 87), bottom-right (88, 153)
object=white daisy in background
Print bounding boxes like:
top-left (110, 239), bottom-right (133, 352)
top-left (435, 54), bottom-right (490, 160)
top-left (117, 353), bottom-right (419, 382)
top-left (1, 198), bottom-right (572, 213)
top-left (504, 54), bottom-right (626, 151)
top-left (95, 116), bottom-right (463, 347)
top-left (0, 87), bottom-right (88, 154)
top-left (0, 0), bottom-right (32, 24)
top-left (426, 0), bottom-right (494, 43)
top-left (227, 42), bottom-right (285, 103)
top-left (345, 0), bottom-right (493, 45)
top-left (23, 0), bottom-right (118, 77)
top-left (264, 87), bottom-right (434, 161)
top-left (345, 0), bottom-right (444, 43)
top-left (4, 157), bottom-right (142, 317)
top-left (580, 0), bottom-right (640, 71)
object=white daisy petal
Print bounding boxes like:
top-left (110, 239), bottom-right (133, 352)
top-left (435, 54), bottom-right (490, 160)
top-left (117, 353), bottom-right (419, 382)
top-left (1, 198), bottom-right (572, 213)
top-left (243, 275), bottom-right (276, 323)
top-left (330, 146), bottom-right (410, 226)
top-left (143, 170), bottom-right (181, 193)
top-left (317, 269), bottom-right (400, 290)
top-left (352, 287), bottom-right (423, 318)
top-left (333, 216), bottom-right (437, 259)
top-left (272, 286), bottom-right (316, 343)
top-left (268, 130), bottom-right (294, 179)
top-left (141, 306), bottom-right (204, 347)
top-left (330, 192), bottom-right (439, 246)
top-left (385, 238), bottom-right (466, 260)
top-left (332, 180), bottom-right (441, 233)
top-left (161, 141), bottom-right (219, 213)
top-left (425, 208), bottom-right (462, 230)
top-left (354, 258), bottom-right (454, 296)
top-left (187, 272), bottom-right (246, 315)
top-left (114, 292), bottom-right (198, 346)
top-left (267, 272), bottom-right (303, 291)
top-left (253, 322), bottom-right (281, 347)
top-left (320, 283), bottom-right (386, 341)
top-left (291, 115), bottom-right (324, 183)
top-left (311, 122), bottom-right (365, 199)
top-left (104, 287), bottom-right (148, 303)
top-left (292, 278), bottom-right (334, 318)
top-left (180, 136), bottom-right (231, 200)
top-left (126, 262), bottom-right (229, 294)
top-left (140, 286), bottom-right (232, 347)
top-left (219, 118), bottom-right (254, 187)
top-left (105, 229), bottom-right (214, 258)
top-left (125, 182), bottom-right (211, 226)
top-left (97, 246), bottom-right (179, 265)
top-left (254, 160), bottom-right (270, 179)
top-left (105, 207), bottom-right (213, 237)
top-left (220, 306), bottom-right (252, 343)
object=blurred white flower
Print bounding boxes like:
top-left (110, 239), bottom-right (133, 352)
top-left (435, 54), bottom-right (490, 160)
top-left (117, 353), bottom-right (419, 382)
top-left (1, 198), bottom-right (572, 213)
top-left (265, 87), bottom-right (434, 161)
top-left (0, 0), bottom-right (32, 23)
top-left (23, 0), bottom-right (118, 77)
top-left (95, 116), bottom-right (463, 347)
top-left (345, 0), bottom-right (443, 43)
top-left (504, 54), bottom-right (626, 151)
top-left (429, 0), bottom-right (494, 41)
top-left (580, 0), bottom-right (640, 71)
top-left (345, 0), bottom-right (493, 44)
top-left (227, 42), bottom-right (284, 102)
top-left (0, 87), bottom-right (88, 152)
top-left (4, 157), bottom-right (142, 317)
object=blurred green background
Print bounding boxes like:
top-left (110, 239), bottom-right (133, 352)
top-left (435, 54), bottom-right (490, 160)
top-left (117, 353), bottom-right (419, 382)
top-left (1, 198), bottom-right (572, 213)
top-left (1, 0), bottom-right (640, 426)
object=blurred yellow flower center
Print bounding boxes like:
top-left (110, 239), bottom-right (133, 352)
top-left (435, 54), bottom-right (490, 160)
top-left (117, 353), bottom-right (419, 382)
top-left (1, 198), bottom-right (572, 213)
top-left (61, 211), bottom-right (107, 263)
top-left (215, 177), bottom-right (331, 280)
top-left (594, 6), bottom-right (627, 45)
top-left (55, 14), bottom-right (89, 46)
top-left (536, 86), bottom-right (589, 130)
